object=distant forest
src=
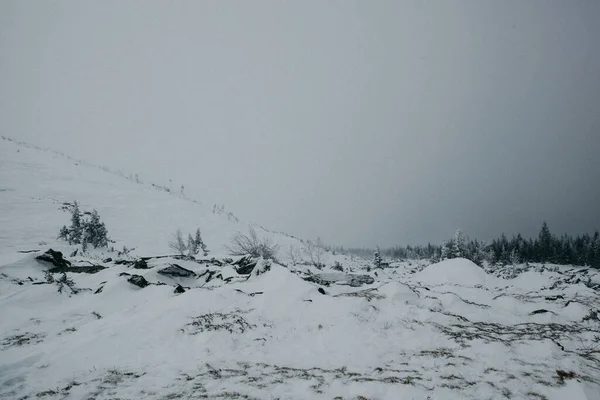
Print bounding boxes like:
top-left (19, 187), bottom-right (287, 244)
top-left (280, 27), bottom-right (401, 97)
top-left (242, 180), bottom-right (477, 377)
top-left (337, 222), bottom-right (600, 269)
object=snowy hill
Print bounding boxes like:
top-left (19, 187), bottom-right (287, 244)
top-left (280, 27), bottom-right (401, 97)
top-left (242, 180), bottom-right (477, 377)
top-left (1, 137), bottom-right (600, 400)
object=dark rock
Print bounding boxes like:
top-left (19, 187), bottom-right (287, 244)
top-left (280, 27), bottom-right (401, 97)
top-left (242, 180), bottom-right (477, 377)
top-left (115, 259), bottom-right (134, 266)
top-left (545, 295), bottom-right (565, 301)
top-left (127, 274), bottom-right (149, 288)
top-left (204, 270), bottom-right (217, 283)
top-left (209, 258), bottom-right (223, 266)
top-left (304, 273), bottom-right (375, 287)
top-left (36, 249), bottom-right (71, 269)
top-left (49, 264), bottom-right (106, 274)
top-left (233, 256), bottom-right (257, 275)
top-left (119, 272), bottom-right (131, 277)
top-left (70, 249), bottom-right (78, 257)
top-left (103, 257), bottom-right (112, 263)
top-left (223, 258), bottom-right (233, 264)
top-left (133, 259), bottom-right (149, 269)
top-left (318, 287), bottom-right (326, 295)
top-left (157, 264), bottom-right (196, 278)
top-left (530, 309), bottom-right (551, 315)
top-left (174, 284), bottom-right (186, 294)
top-left (94, 285), bottom-right (104, 294)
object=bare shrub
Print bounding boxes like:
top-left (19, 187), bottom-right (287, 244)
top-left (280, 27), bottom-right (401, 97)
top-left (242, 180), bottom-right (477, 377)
top-left (288, 245), bottom-right (303, 266)
top-left (304, 238), bottom-right (325, 269)
top-left (226, 227), bottom-right (279, 260)
top-left (169, 229), bottom-right (188, 256)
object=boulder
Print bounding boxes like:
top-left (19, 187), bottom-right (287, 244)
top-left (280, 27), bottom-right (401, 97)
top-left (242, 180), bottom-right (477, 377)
top-left (174, 284), bottom-right (186, 294)
top-left (157, 264), bottom-right (196, 278)
top-left (133, 259), bottom-right (149, 269)
top-left (36, 249), bottom-right (71, 269)
top-left (127, 274), bottom-right (149, 288)
top-left (232, 256), bottom-right (257, 275)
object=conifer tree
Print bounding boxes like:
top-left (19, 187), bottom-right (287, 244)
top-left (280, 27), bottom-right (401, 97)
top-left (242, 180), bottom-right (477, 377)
top-left (69, 201), bottom-right (83, 244)
top-left (195, 228), bottom-right (209, 256)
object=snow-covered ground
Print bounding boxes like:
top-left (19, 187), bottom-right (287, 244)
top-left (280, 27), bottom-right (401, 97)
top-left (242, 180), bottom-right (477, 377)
top-left (1, 137), bottom-right (600, 400)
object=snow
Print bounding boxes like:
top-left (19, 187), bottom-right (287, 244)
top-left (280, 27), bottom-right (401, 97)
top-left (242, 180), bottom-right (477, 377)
top-left (1, 137), bottom-right (600, 399)
top-left (414, 257), bottom-right (490, 286)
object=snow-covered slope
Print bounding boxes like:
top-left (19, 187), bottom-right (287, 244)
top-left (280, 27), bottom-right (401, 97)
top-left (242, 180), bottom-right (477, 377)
top-left (1, 137), bottom-right (600, 400)
top-left (0, 137), bottom-right (311, 263)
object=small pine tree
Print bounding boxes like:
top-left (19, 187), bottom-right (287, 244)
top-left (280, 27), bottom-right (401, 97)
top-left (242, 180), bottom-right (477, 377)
top-left (453, 229), bottom-right (466, 258)
top-left (441, 242), bottom-right (449, 260)
top-left (69, 201), bottom-right (83, 244)
top-left (195, 228), bottom-right (209, 256)
top-left (58, 225), bottom-right (69, 241)
top-left (374, 248), bottom-right (382, 268)
top-left (84, 210), bottom-right (109, 248)
top-left (187, 233), bottom-right (199, 257)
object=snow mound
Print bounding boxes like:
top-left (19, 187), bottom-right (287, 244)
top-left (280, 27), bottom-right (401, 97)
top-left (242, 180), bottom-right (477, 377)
top-left (414, 258), bottom-right (489, 287)
top-left (378, 282), bottom-right (418, 304)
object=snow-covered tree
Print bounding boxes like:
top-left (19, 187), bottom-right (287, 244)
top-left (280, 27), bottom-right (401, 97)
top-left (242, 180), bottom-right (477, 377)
top-left (84, 210), bottom-right (109, 248)
top-left (58, 225), bottom-right (69, 242)
top-left (195, 228), bottom-right (209, 256)
top-left (441, 242), bottom-right (449, 260)
top-left (374, 248), bottom-right (382, 268)
top-left (69, 201), bottom-right (83, 244)
top-left (453, 229), bottom-right (467, 258)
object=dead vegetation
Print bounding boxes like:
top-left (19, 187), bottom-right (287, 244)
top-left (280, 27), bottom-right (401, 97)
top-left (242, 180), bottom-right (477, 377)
top-left (183, 310), bottom-right (256, 335)
top-left (1, 332), bottom-right (45, 349)
top-left (334, 288), bottom-right (386, 301)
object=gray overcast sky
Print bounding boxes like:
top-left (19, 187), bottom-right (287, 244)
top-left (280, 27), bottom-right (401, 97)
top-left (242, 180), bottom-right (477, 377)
top-left (1, 1), bottom-right (599, 247)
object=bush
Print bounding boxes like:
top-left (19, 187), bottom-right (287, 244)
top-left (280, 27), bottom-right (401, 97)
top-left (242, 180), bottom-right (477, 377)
top-left (57, 202), bottom-right (109, 249)
top-left (169, 228), bottom-right (209, 258)
top-left (169, 229), bottom-right (187, 256)
top-left (304, 238), bottom-right (325, 269)
top-left (226, 227), bottom-right (279, 261)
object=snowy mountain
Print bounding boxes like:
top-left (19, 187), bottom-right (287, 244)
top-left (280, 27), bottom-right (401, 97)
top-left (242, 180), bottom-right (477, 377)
top-left (1, 137), bottom-right (600, 400)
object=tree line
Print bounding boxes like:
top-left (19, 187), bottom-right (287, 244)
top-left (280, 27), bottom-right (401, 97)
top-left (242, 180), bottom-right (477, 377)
top-left (343, 222), bottom-right (600, 269)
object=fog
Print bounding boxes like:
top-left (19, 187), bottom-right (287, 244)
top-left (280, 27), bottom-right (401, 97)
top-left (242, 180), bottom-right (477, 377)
top-left (2, 1), bottom-right (599, 247)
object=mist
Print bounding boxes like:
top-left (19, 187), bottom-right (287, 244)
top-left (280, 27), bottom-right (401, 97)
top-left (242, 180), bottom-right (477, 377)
top-left (2, 0), bottom-right (599, 247)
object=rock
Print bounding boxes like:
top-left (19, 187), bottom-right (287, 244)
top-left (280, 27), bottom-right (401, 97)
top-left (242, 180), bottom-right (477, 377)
top-left (115, 259), bottom-right (134, 265)
top-left (251, 258), bottom-right (271, 277)
top-left (119, 272), bottom-right (131, 277)
top-left (70, 249), bottom-right (78, 257)
top-left (49, 264), bottom-right (106, 274)
top-left (233, 256), bottom-right (258, 275)
top-left (530, 309), bottom-right (552, 315)
top-left (209, 258), bottom-right (223, 266)
top-left (318, 287), bottom-right (326, 295)
top-left (103, 257), bottom-right (112, 263)
top-left (36, 249), bottom-right (71, 269)
top-left (304, 273), bottom-right (375, 287)
top-left (545, 295), bottom-right (565, 301)
top-left (127, 274), bottom-right (149, 288)
top-left (133, 259), bottom-right (149, 269)
top-left (174, 284), bottom-right (186, 294)
top-left (157, 264), bottom-right (197, 278)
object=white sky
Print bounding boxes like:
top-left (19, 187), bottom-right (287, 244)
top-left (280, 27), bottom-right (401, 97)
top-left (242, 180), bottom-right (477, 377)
top-left (2, 1), bottom-right (599, 247)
